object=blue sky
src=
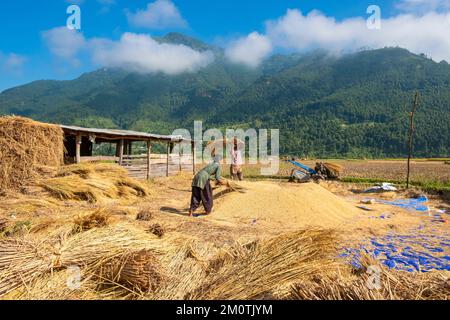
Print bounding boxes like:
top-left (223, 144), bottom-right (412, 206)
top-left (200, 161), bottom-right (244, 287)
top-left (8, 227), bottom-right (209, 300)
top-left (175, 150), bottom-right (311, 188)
top-left (1, 0), bottom-right (449, 91)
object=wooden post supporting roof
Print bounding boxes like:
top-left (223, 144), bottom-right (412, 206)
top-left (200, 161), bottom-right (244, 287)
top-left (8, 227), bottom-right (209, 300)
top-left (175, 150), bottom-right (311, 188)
top-left (192, 141), bottom-right (196, 175)
top-left (128, 141), bottom-right (132, 156)
top-left (146, 141), bottom-right (152, 180)
top-left (118, 139), bottom-right (124, 166)
top-left (166, 143), bottom-right (170, 177)
top-left (75, 134), bottom-right (82, 164)
top-left (179, 144), bottom-right (182, 172)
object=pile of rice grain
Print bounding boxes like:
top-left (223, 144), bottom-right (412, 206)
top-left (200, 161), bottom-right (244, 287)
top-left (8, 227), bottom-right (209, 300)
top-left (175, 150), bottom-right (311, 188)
top-left (0, 116), bottom-right (64, 193)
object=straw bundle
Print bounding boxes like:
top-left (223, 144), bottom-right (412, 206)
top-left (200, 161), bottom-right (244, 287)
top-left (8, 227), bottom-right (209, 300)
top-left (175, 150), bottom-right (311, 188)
top-left (148, 224), bottom-right (165, 238)
top-left (0, 116), bottom-right (64, 192)
top-left (40, 163), bottom-right (149, 202)
top-left (97, 249), bottom-right (165, 293)
top-left (136, 209), bottom-right (153, 221)
top-left (323, 162), bottom-right (344, 178)
top-left (73, 208), bottom-right (112, 233)
top-left (188, 228), bottom-right (337, 300)
top-left (155, 241), bottom-right (218, 300)
top-left (0, 226), bottom-right (162, 297)
top-left (225, 180), bottom-right (247, 193)
top-left (289, 255), bottom-right (450, 300)
top-left (0, 217), bottom-right (8, 234)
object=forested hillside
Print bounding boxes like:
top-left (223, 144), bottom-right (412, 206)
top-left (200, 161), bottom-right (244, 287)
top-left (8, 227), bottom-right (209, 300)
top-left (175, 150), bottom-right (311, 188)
top-left (1, 34), bottom-right (449, 157)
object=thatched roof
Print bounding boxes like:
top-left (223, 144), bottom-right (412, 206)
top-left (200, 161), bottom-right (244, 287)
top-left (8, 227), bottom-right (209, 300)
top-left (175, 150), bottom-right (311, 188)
top-left (60, 125), bottom-right (191, 143)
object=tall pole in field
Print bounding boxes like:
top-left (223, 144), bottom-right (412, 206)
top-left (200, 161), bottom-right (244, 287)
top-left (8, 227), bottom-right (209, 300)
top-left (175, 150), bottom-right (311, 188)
top-left (407, 92), bottom-right (419, 189)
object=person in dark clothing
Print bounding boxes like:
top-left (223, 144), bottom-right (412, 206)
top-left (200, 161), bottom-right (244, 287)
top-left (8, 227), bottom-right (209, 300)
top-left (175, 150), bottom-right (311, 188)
top-left (189, 155), bottom-right (224, 217)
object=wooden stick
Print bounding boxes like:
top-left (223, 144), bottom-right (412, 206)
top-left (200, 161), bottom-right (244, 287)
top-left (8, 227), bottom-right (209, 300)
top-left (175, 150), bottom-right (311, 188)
top-left (146, 141), bottom-right (152, 180)
top-left (407, 92), bottom-right (419, 189)
top-left (75, 134), bottom-right (82, 164)
top-left (192, 141), bottom-right (196, 175)
top-left (166, 143), bottom-right (170, 177)
top-left (119, 139), bottom-right (124, 166)
top-left (179, 144), bottom-right (182, 172)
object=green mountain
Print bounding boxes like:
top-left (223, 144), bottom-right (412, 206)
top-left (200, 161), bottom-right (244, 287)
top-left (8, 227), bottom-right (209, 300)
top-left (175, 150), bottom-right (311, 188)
top-left (1, 34), bottom-right (449, 158)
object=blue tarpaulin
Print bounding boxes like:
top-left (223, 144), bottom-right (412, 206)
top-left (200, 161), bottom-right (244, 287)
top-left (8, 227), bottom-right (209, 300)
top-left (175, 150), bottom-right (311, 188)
top-left (341, 231), bottom-right (449, 272)
top-left (379, 196), bottom-right (429, 212)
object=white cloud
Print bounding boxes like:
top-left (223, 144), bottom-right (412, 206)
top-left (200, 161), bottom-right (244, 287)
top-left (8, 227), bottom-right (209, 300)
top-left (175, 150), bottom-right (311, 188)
top-left (266, 10), bottom-right (366, 53)
top-left (42, 27), bottom-right (213, 74)
top-left (265, 9), bottom-right (450, 62)
top-left (42, 27), bottom-right (86, 66)
top-left (126, 0), bottom-right (187, 29)
top-left (396, 0), bottom-right (450, 13)
top-left (225, 32), bottom-right (272, 68)
top-left (90, 33), bottom-right (213, 74)
top-left (229, 9), bottom-right (450, 66)
top-left (0, 52), bottom-right (27, 75)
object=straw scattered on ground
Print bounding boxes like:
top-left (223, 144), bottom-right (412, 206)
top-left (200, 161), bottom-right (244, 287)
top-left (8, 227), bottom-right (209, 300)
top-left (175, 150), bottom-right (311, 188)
top-left (40, 163), bottom-right (150, 203)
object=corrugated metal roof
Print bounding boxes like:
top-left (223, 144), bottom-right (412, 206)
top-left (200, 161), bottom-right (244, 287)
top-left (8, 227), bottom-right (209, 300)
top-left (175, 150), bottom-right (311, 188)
top-left (60, 125), bottom-right (190, 143)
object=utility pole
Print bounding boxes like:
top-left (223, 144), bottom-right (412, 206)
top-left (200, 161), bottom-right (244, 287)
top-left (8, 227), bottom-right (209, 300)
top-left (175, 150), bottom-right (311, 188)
top-left (407, 92), bottom-right (419, 189)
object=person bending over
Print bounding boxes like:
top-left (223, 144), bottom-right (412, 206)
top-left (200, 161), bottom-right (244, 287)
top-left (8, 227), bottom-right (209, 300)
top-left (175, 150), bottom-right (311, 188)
top-left (189, 155), bottom-right (224, 217)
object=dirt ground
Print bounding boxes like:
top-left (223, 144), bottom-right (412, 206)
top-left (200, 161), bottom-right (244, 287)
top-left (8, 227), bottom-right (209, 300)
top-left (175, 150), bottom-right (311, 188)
top-left (144, 173), bottom-right (449, 251)
top-left (242, 159), bottom-right (450, 184)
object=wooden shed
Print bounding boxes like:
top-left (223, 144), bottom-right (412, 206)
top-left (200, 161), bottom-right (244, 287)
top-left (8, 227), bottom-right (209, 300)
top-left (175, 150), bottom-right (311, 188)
top-left (61, 125), bottom-right (196, 179)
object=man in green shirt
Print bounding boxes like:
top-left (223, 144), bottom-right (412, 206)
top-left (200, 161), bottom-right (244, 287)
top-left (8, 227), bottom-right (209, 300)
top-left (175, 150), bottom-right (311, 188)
top-left (189, 155), bottom-right (224, 217)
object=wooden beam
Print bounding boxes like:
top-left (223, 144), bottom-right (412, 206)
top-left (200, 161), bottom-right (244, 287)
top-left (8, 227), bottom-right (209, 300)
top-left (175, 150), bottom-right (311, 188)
top-left (407, 92), bottom-right (419, 189)
top-left (192, 141), bottom-right (196, 175)
top-left (166, 143), bottom-right (170, 177)
top-left (147, 141), bottom-right (152, 180)
top-left (179, 144), bottom-right (182, 172)
top-left (75, 134), bottom-right (82, 164)
top-left (118, 139), bottom-right (124, 166)
top-left (128, 141), bottom-right (132, 155)
top-left (115, 141), bottom-right (120, 157)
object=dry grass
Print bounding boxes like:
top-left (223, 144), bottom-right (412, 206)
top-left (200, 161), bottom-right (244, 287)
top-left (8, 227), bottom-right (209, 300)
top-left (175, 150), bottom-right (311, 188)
top-left (97, 249), bottom-right (165, 294)
top-left (0, 116), bottom-right (64, 193)
top-left (187, 229), bottom-right (337, 300)
top-left (40, 163), bottom-right (150, 203)
top-left (0, 225), bottom-right (163, 297)
top-left (289, 255), bottom-right (449, 300)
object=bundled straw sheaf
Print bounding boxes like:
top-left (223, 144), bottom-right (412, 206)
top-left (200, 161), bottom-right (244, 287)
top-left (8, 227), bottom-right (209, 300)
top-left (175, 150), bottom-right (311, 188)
top-left (97, 249), bottom-right (165, 293)
top-left (289, 255), bottom-right (450, 300)
top-left (0, 226), bottom-right (163, 297)
top-left (187, 228), bottom-right (337, 300)
top-left (73, 208), bottom-right (112, 233)
top-left (0, 116), bottom-right (64, 192)
top-left (40, 163), bottom-right (149, 202)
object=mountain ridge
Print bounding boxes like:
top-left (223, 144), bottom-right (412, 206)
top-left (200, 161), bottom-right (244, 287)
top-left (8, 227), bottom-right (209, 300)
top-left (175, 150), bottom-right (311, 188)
top-left (1, 35), bottom-right (449, 157)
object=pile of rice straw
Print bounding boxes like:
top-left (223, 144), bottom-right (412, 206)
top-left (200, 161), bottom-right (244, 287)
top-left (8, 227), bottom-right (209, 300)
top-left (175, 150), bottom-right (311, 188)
top-left (0, 116), bottom-right (64, 193)
top-left (186, 229), bottom-right (337, 300)
top-left (0, 225), bottom-right (165, 297)
top-left (289, 255), bottom-right (449, 300)
top-left (40, 163), bottom-right (150, 202)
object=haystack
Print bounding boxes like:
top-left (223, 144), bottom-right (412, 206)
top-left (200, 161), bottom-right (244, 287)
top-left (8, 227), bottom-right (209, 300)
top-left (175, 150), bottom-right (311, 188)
top-left (0, 116), bottom-right (64, 193)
